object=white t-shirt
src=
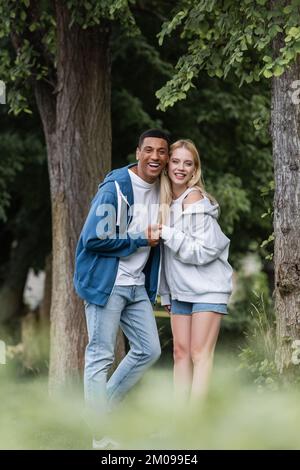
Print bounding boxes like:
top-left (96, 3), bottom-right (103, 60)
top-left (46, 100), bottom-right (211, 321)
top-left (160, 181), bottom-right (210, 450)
top-left (115, 168), bottom-right (159, 286)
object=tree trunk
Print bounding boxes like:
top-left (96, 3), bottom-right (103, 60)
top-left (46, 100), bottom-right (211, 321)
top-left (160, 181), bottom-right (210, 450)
top-left (271, 38), bottom-right (300, 372)
top-left (35, 3), bottom-right (112, 392)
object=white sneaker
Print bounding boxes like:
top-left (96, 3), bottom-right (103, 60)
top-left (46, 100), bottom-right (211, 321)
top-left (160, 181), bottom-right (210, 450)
top-left (92, 437), bottom-right (120, 450)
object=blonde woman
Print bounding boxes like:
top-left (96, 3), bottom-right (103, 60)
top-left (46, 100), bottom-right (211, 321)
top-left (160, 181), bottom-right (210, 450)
top-left (159, 140), bottom-right (233, 402)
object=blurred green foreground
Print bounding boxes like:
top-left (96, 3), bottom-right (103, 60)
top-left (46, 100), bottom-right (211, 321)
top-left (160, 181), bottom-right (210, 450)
top-left (1, 349), bottom-right (300, 450)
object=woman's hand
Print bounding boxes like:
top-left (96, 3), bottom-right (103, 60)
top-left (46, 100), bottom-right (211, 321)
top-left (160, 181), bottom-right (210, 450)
top-left (145, 224), bottom-right (162, 247)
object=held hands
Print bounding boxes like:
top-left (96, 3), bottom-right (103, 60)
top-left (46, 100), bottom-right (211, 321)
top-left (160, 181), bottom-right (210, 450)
top-left (144, 225), bottom-right (170, 313)
top-left (145, 224), bottom-right (162, 247)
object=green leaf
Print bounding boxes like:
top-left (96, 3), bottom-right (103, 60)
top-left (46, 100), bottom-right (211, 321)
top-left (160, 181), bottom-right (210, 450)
top-left (287, 27), bottom-right (300, 38)
top-left (262, 55), bottom-right (272, 63)
top-left (273, 65), bottom-right (284, 77)
top-left (263, 69), bottom-right (273, 78)
top-left (29, 23), bottom-right (38, 32)
top-left (283, 49), bottom-right (295, 61)
top-left (293, 41), bottom-right (300, 53)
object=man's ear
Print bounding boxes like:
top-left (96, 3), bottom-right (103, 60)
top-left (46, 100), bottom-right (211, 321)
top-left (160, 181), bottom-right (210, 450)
top-left (136, 147), bottom-right (140, 161)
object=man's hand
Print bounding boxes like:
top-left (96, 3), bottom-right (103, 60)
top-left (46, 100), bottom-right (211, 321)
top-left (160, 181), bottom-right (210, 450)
top-left (164, 305), bottom-right (171, 315)
top-left (145, 224), bottom-right (162, 247)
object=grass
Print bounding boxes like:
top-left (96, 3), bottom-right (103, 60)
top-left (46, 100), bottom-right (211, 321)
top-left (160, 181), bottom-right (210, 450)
top-left (1, 349), bottom-right (300, 450)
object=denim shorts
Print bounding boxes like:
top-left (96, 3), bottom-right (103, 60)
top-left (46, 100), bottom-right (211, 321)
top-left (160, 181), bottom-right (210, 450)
top-left (171, 299), bottom-right (228, 315)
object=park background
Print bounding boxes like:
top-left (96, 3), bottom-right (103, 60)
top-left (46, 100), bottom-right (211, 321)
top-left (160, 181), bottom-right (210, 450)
top-left (0, 0), bottom-right (300, 449)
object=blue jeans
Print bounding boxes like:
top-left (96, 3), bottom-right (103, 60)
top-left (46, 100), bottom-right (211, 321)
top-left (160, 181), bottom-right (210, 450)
top-left (84, 285), bottom-right (161, 417)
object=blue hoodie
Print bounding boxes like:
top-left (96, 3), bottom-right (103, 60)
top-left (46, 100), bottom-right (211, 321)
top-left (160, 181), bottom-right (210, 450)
top-left (73, 163), bottom-right (161, 306)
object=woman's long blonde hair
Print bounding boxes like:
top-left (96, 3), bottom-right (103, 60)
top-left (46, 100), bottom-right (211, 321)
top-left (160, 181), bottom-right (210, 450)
top-left (159, 139), bottom-right (218, 224)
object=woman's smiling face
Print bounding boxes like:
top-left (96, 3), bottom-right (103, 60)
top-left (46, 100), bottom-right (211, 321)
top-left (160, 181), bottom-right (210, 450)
top-left (168, 147), bottom-right (195, 186)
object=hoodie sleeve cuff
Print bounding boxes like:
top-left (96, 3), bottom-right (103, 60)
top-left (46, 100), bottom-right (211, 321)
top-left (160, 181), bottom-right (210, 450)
top-left (161, 224), bottom-right (173, 241)
top-left (160, 294), bottom-right (171, 306)
top-left (134, 231), bottom-right (149, 247)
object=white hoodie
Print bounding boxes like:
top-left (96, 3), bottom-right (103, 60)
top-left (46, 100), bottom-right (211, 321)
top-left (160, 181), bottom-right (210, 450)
top-left (159, 188), bottom-right (233, 305)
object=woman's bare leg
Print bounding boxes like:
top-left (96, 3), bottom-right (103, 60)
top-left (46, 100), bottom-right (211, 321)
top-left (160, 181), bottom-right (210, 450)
top-left (171, 314), bottom-right (193, 402)
top-left (190, 312), bottom-right (222, 402)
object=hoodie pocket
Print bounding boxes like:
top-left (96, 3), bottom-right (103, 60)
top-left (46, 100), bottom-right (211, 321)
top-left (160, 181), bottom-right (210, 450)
top-left (83, 256), bottom-right (98, 287)
top-left (86, 256), bottom-right (119, 293)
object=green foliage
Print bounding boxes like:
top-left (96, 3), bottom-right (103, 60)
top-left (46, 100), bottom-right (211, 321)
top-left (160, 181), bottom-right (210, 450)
top-left (3, 360), bottom-right (300, 449)
top-left (67, 0), bottom-right (138, 33)
top-left (166, 78), bottom-right (273, 257)
top-left (237, 285), bottom-right (300, 389)
top-left (0, 133), bottom-right (24, 221)
top-left (0, 105), bottom-right (51, 284)
top-left (0, 0), bottom-right (274, 262)
top-left (211, 173), bottom-right (250, 235)
top-left (6, 318), bottom-right (49, 376)
top-left (111, 26), bottom-right (273, 256)
top-left (260, 233), bottom-right (274, 258)
top-left (0, 122), bottom-right (45, 219)
top-left (112, 31), bottom-right (173, 77)
top-left (260, 180), bottom-right (275, 260)
top-left (239, 350), bottom-right (278, 391)
top-left (113, 89), bottom-right (162, 132)
top-left (224, 253), bottom-right (273, 334)
top-left (0, 1), bottom-right (56, 114)
top-left (0, 0), bottom-right (139, 115)
top-left (156, 0), bottom-right (300, 110)
top-left (238, 282), bottom-right (278, 390)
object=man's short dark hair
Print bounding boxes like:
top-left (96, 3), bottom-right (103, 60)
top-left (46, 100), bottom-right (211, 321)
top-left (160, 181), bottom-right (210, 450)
top-left (138, 129), bottom-right (171, 150)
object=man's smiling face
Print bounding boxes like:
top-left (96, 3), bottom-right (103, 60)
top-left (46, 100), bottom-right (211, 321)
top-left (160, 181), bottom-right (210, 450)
top-left (135, 137), bottom-right (169, 183)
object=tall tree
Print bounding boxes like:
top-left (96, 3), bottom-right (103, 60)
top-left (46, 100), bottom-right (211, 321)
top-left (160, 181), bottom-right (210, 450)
top-left (271, 23), bottom-right (300, 372)
top-left (157, 0), bottom-right (300, 372)
top-left (0, 0), bottom-right (135, 390)
top-left (44, 3), bottom-right (111, 391)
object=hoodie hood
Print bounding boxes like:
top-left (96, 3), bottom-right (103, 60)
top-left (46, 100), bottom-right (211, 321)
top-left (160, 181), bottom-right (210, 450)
top-left (183, 196), bottom-right (220, 220)
top-left (99, 163), bottom-right (137, 189)
top-left (169, 195), bottom-right (220, 227)
top-left (90, 163), bottom-right (137, 208)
